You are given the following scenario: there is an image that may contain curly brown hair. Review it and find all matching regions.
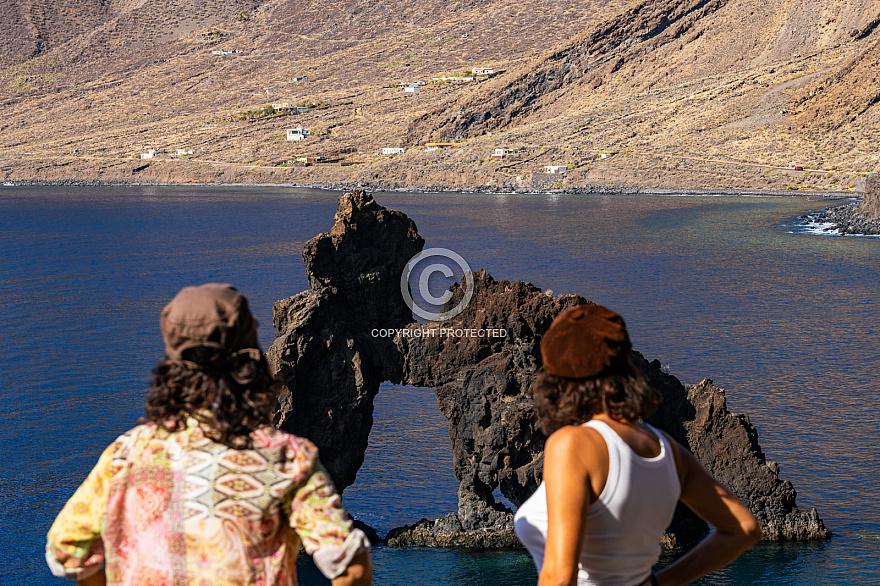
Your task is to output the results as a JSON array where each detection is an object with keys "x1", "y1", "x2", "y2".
[
  {"x1": 531, "y1": 360, "x2": 660, "y2": 435},
  {"x1": 143, "y1": 347, "x2": 281, "y2": 448}
]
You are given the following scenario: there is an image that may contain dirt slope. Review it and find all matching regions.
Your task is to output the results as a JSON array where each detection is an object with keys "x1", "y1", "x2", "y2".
[
  {"x1": 0, "y1": 0, "x2": 877, "y2": 192},
  {"x1": 411, "y1": 0, "x2": 880, "y2": 141},
  {"x1": 794, "y1": 38, "x2": 880, "y2": 130}
]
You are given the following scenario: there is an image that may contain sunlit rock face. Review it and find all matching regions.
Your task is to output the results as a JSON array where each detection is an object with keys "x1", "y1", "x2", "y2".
[{"x1": 268, "y1": 190, "x2": 830, "y2": 547}]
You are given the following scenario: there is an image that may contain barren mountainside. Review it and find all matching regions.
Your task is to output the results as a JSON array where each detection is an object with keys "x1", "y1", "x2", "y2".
[
  {"x1": 0, "y1": 0, "x2": 878, "y2": 192},
  {"x1": 411, "y1": 0, "x2": 880, "y2": 139}
]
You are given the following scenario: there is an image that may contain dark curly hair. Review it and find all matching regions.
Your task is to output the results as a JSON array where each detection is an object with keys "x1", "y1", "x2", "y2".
[
  {"x1": 531, "y1": 360, "x2": 660, "y2": 435},
  {"x1": 143, "y1": 346, "x2": 281, "y2": 448}
]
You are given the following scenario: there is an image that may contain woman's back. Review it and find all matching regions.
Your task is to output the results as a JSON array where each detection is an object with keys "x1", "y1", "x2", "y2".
[
  {"x1": 522, "y1": 304, "x2": 762, "y2": 585},
  {"x1": 47, "y1": 419, "x2": 367, "y2": 586},
  {"x1": 514, "y1": 421, "x2": 680, "y2": 586},
  {"x1": 46, "y1": 283, "x2": 372, "y2": 586}
]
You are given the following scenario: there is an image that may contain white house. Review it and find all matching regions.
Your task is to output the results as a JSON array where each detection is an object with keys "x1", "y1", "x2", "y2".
[
  {"x1": 292, "y1": 76, "x2": 304, "y2": 82},
  {"x1": 140, "y1": 149, "x2": 156, "y2": 159},
  {"x1": 382, "y1": 147, "x2": 405, "y2": 155},
  {"x1": 273, "y1": 102, "x2": 293, "y2": 110},
  {"x1": 492, "y1": 148, "x2": 513, "y2": 159},
  {"x1": 287, "y1": 128, "x2": 310, "y2": 141},
  {"x1": 404, "y1": 86, "x2": 421, "y2": 93},
  {"x1": 473, "y1": 68, "x2": 495, "y2": 76},
  {"x1": 544, "y1": 165, "x2": 567, "y2": 174},
  {"x1": 176, "y1": 149, "x2": 194, "y2": 156}
]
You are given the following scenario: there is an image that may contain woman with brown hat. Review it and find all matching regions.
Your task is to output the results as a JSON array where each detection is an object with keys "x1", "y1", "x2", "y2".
[
  {"x1": 46, "y1": 283, "x2": 372, "y2": 586},
  {"x1": 514, "y1": 304, "x2": 761, "y2": 586}
]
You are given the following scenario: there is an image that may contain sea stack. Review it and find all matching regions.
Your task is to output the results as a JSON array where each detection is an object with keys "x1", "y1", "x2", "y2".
[{"x1": 268, "y1": 190, "x2": 830, "y2": 548}]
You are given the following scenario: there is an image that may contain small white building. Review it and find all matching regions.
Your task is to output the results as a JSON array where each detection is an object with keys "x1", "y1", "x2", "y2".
[
  {"x1": 140, "y1": 149, "x2": 156, "y2": 159},
  {"x1": 492, "y1": 148, "x2": 513, "y2": 159},
  {"x1": 544, "y1": 165, "x2": 567, "y2": 174},
  {"x1": 404, "y1": 86, "x2": 421, "y2": 93},
  {"x1": 273, "y1": 102, "x2": 293, "y2": 110},
  {"x1": 175, "y1": 149, "x2": 194, "y2": 156},
  {"x1": 473, "y1": 68, "x2": 495, "y2": 76},
  {"x1": 382, "y1": 147, "x2": 405, "y2": 155},
  {"x1": 287, "y1": 128, "x2": 310, "y2": 141},
  {"x1": 292, "y1": 76, "x2": 304, "y2": 82}
]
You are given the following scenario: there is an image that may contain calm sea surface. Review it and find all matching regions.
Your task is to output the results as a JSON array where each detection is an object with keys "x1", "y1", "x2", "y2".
[{"x1": 1, "y1": 186, "x2": 878, "y2": 585}]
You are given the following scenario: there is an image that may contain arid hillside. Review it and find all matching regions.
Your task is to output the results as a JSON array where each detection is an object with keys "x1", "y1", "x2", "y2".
[{"x1": 0, "y1": 0, "x2": 878, "y2": 192}]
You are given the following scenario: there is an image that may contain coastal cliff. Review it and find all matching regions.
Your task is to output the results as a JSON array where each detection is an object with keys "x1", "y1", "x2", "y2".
[{"x1": 267, "y1": 190, "x2": 830, "y2": 547}]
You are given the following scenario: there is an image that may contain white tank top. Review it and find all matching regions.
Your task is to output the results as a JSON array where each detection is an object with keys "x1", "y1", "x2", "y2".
[{"x1": 514, "y1": 420, "x2": 681, "y2": 586}]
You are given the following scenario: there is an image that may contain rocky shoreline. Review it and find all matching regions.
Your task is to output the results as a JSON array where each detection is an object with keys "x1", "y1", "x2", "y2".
[
  {"x1": 806, "y1": 202, "x2": 880, "y2": 235},
  {"x1": 806, "y1": 173, "x2": 880, "y2": 235},
  {"x1": 267, "y1": 189, "x2": 830, "y2": 550}
]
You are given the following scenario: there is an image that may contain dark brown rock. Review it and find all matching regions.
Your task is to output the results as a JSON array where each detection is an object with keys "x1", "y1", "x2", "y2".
[
  {"x1": 386, "y1": 510, "x2": 521, "y2": 549},
  {"x1": 267, "y1": 191, "x2": 421, "y2": 490},
  {"x1": 268, "y1": 189, "x2": 830, "y2": 548},
  {"x1": 649, "y1": 375, "x2": 829, "y2": 542}
]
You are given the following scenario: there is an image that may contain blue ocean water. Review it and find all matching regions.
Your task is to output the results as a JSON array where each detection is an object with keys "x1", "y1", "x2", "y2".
[{"x1": 1, "y1": 186, "x2": 878, "y2": 585}]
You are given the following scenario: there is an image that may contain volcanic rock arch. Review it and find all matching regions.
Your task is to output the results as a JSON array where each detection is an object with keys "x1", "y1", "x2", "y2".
[{"x1": 267, "y1": 190, "x2": 828, "y2": 545}]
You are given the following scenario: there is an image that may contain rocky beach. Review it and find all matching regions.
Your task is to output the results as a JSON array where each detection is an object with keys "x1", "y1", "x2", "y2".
[{"x1": 807, "y1": 173, "x2": 880, "y2": 235}]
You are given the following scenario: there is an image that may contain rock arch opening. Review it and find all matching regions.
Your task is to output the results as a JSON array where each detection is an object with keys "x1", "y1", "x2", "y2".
[{"x1": 342, "y1": 382, "x2": 459, "y2": 533}]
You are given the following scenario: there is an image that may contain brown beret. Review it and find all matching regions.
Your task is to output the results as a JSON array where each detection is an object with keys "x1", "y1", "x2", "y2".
[
  {"x1": 160, "y1": 283, "x2": 259, "y2": 361},
  {"x1": 540, "y1": 304, "x2": 632, "y2": 378}
]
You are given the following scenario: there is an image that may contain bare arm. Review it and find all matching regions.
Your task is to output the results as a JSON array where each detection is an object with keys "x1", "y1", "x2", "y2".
[
  {"x1": 537, "y1": 426, "x2": 605, "y2": 586},
  {"x1": 331, "y1": 550, "x2": 372, "y2": 586},
  {"x1": 656, "y1": 439, "x2": 762, "y2": 586}
]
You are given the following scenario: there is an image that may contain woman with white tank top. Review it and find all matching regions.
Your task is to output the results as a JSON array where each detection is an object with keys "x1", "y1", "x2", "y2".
[{"x1": 514, "y1": 305, "x2": 762, "y2": 586}]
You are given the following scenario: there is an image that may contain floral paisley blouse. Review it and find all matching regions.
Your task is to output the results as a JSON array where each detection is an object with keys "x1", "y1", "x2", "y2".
[{"x1": 46, "y1": 419, "x2": 369, "y2": 585}]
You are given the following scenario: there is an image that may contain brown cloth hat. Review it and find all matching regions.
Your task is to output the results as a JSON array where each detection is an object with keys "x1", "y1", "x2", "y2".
[
  {"x1": 160, "y1": 283, "x2": 259, "y2": 361},
  {"x1": 541, "y1": 304, "x2": 632, "y2": 378}
]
